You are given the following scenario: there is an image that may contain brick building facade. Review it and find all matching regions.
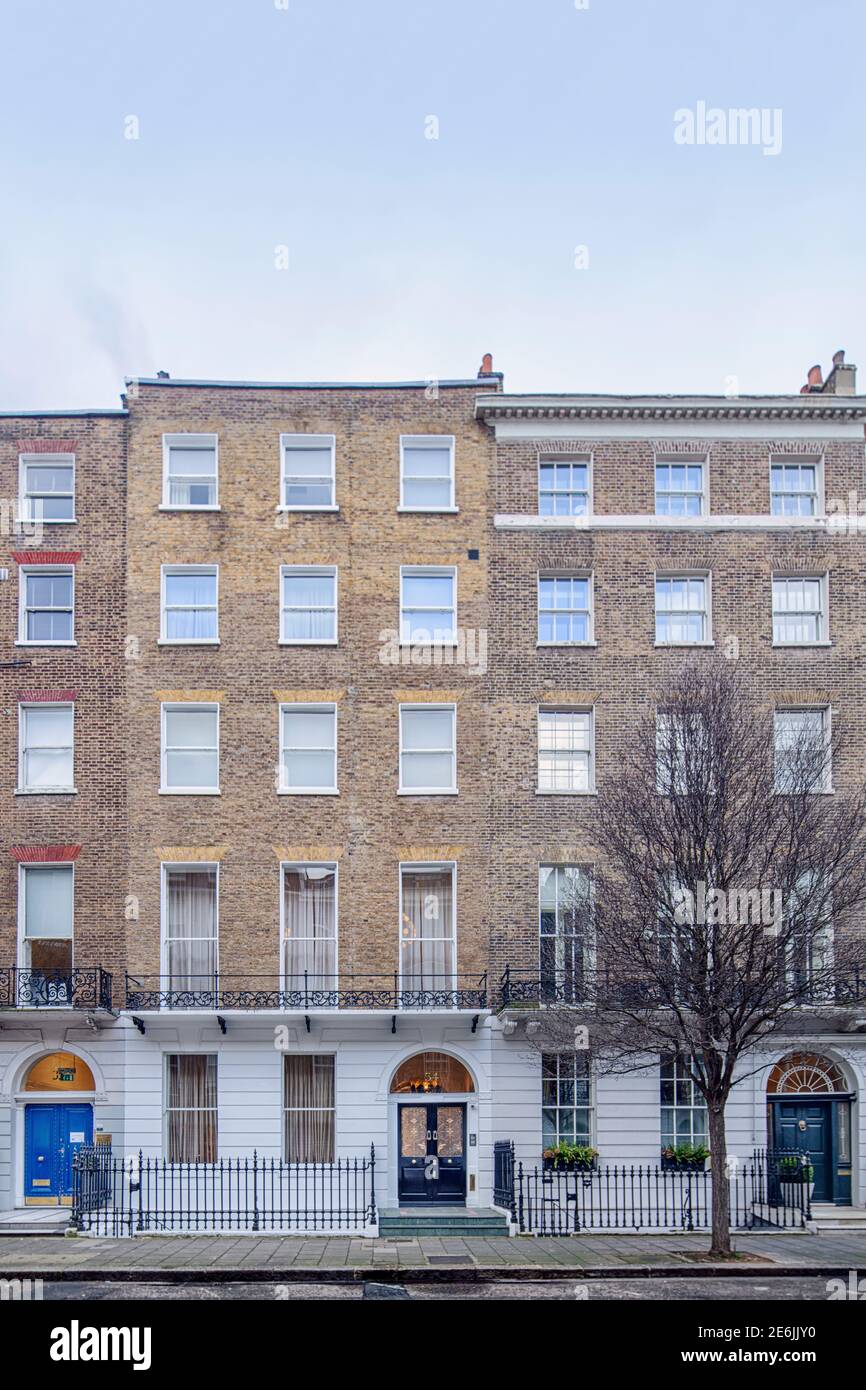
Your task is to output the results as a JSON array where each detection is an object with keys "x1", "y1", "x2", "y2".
[{"x1": 1, "y1": 356, "x2": 865, "y2": 1225}]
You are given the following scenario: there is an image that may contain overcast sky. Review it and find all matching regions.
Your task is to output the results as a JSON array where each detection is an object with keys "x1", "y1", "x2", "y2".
[{"x1": 0, "y1": 0, "x2": 863, "y2": 408}]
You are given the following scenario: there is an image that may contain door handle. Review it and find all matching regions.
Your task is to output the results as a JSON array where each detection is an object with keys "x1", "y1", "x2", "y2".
[
  {"x1": 433, "y1": 1131, "x2": 438, "y2": 1140},
  {"x1": 426, "y1": 1131, "x2": 432, "y2": 1140}
]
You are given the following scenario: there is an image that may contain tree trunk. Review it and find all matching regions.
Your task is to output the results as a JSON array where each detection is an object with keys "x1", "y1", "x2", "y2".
[{"x1": 707, "y1": 1102, "x2": 731, "y2": 1256}]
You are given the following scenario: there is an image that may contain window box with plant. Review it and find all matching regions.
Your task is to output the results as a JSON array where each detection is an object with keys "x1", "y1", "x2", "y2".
[
  {"x1": 542, "y1": 1142, "x2": 598, "y2": 1172},
  {"x1": 660, "y1": 1143, "x2": 709, "y2": 1171}
]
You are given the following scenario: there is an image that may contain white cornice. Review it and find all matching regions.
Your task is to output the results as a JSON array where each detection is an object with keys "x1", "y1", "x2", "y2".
[{"x1": 476, "y1": 393, "x2": 866, "y2": 424}]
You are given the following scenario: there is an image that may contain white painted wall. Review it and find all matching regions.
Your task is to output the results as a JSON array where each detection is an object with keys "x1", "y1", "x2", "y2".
[{"x1": 0, "y1": 1014, "x2": 864, "y2": 1215}]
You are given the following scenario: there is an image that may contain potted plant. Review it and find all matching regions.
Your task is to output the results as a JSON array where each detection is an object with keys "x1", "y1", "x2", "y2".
[
  {"x1": 778, "y1": 1156, "x2": 815, "y2": 1199},
  {"x1": 661, "y1": 1143, "x2": 710, "y2": 1172},
  {"x1": 542, "y1": 1142, "x2": 599, "y2": 1172}
]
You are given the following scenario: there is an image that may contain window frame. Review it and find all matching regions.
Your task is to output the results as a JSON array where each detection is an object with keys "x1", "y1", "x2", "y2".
[
  {"x1": 160, "y1": 861, "x2": 220, "y2": 991},
  {"x1": 398, "y1": 434, "x2": 456, "y2": 513},
  {"x1": 537, "y1": 571, "x2": 595, "y2": 646},
  {"x1": 398, "y1": 702, "x2": 457, "y2": 795},
  {"x1": 773, "y1": 705, "x2": 833, "y2": 795},
  {"x1": 654, "y1": 458, "x2": 707, "y2": 518},
  {"x1": 164, "y1": 1053, "x2": 218, "y2": 1163},
  {"x1": 17, "y1": 564, "x2": 75, "y2": 647},
  {"x1": 399, "y1": 564, "x2": 458, "y2": 647},
  {"x1": 542, "y1": 1052, "x2": 593, "y2": 1148},
  {"x1": 655, "y1": 711, "x2": 710, "y2": 796},
  {"x1": 160, "y1": 702, "x2": 221, "y2": 795},
  {"x1": 654, "y1": 571, "x2": 712, "y2": 647},
  {"x1": 280, "y1": 861, "x2": 339, "y2": 992},
  {"x1": 282, "y1": 1053, "x2": 336, "y2": 1163},
  {"x1": 769, "y1": 457, "x2": 823, "y2": 519},
  {"x1": 278, "y1": 701, "x2": 339, "y2": 795},
  {"x1": 771, "y1": 572, "x2": 829, "y2": 647},
  {"x1": 278, "y1": 564, "x2": 338, "y2": 646},
  {"x1": 18, "y1": 701, "x2": 75, "y2": 794},
  {"x1": 17, "y1": 861, "x2": 75, "y2": 969},
  {"x1": 537, "y1": 455, "x2": 592, "y2": 518},
  {"x1": 539, "y1": 864, "x2": 594, "y2": 1004},
  {"x1": 161, "y1": 433, "x2": 220, "y2": 511},
  {"x1": 537, "y1": 706, "x2": 596, "y2": 795},
  {"x1": 160, "y1": 564, "x2": 220, "y2": 645},
  {"x1": 279, "y1": 433, "x2": 337, "y2": 512},
  {"x1": 397, "y1": 860, "x2": 457, "y2": 995},
  {"x1": 18, "y1": 452, "x2": 76, "y2": 524},
  {"x1": 660, "y1": 1057, "x2": 708, "y2": 1150}
]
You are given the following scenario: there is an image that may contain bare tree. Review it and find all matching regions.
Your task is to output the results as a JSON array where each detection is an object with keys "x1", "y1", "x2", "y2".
[{"x1": 526, "y1": 658, "x2": 866, "y2": 1256}]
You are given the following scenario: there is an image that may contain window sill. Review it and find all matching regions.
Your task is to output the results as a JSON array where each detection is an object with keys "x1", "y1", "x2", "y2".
[
  {"x1": 19, "y1": 517, "x2": 78, "y2": 525},
  {"x1": 157, "y1": 639, "x2": 221, "y2": 647},
  {"x1": 14, "y1": 640, "x2": 77, "y2": 648},
  {"x1": 396, "y1": 506, "x2": 459, "y2": 514},
  {"x1": 15, "y1": 787, "x2": 78, "y2": 796},
  {"x1": 158, "y1": 504, "x2": 221, "y2": 512},
  {"x1": 276, "y1": 505, "x2": 340, "y2": 513},
  {"x1": 654, "y1": 640, "x2": 715, "y2": 649},
  {"x1": 773, "y1": 787, "x2": 834, "y2": 797},
  {"x1": 159, "y1": 789, "x2": 221, "y2": 796},
  {"x1": 772, "y1": 641, "x2": 832, "y2": 649},
  {"x1": 398, "y1": 789, "x2": 459, "y2": 797},
  {"x1": 398, "y1": 639, "x2": 459, "y2": 648},
  {"x1": 536, "y1": 788, "x2": 597, "y2": 796},
  {"x1": 536, "y1": 640, "x2": 598, "y2": 648},
  {"x1": 277, "y1": 788, "x2": 339, "y2": 796},
  {"x1": 278, "y1": 639, "x2": 339, "y2": 647}
]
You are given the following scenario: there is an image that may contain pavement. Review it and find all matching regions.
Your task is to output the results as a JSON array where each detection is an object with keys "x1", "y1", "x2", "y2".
[{"x1": 0, "y1": 1229, "x2": 865, "y2": 1282}]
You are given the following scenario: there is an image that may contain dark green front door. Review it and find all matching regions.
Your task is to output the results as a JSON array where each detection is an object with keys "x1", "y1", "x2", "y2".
[{"x1": 773, "y1": 1100, "x2": 831, "y2": 1202}]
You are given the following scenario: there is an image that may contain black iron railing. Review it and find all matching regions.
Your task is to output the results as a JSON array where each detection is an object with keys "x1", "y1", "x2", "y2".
[
  {"x1": 125, "y1": 973, "x2": 488, "y2": 1011},
  {"x1": 72, "y1": 1145, "x2": 377, "y2": 1237},
  {"x1": 492, "y1": 1147, "x2": 809, "y2": 1233},
  {"x1": 0, "y1": 966, "x2": 112, "y2": 1010},
  {"x1": 499, "y1": 965, "x2": 866, "y2": 1009},
  {"x1": 493, "y1": 1140, "x2": 517, "y2": 1222}
]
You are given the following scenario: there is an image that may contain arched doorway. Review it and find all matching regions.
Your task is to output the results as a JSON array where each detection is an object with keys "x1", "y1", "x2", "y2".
[
  {"x1": 767, "y1": 1051, "x2": 852, "y2": 1205},
  {"x1": 22, "y1": 1051, "x2": 95, "y2": 1206},
  {"x1": 391, "y1": 1051, "x2": 474, "y2": 1206}
]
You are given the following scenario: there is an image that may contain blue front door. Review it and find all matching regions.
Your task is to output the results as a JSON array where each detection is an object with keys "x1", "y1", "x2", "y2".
[
  {"x1": 773, "y1": 1100, "x2": 832, "y2": 1202},
  {"x1": 24, "y1": 1104, "x2": 92, "y2": 1201}
]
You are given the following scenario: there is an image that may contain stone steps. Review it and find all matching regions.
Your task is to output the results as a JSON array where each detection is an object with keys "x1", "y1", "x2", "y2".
[{"x1": 378, "y1": 1207, "x2": 510, "y2": 1238}]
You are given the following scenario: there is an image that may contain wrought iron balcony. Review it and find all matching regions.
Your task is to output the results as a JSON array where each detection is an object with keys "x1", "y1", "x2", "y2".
[
  {"x1": 499, "y1": 965, "x2": 866, "y2": 1010},
  {"x1": 0, "y1": 966, "x2": 113, "y2": 1011},
  {"x1": 125, "y1": 972, "x2": 488, "y2": 1011},
  {"x1": 499, "y1": 967, "x2": 596, "y2": 1009}
]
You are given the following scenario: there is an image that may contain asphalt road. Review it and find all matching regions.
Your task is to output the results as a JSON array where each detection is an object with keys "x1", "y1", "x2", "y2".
[{"x1": 38, "y1": 1275, "x2": 839, "y2": 1300}]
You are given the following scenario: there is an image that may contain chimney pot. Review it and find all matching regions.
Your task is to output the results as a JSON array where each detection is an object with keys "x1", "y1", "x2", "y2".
[
  {"x1": 478, "y1": 352, "x2": 493, "y2": 378},
  {"x1": 833, "y1": 349, "x2": 846, "y2": 367}
]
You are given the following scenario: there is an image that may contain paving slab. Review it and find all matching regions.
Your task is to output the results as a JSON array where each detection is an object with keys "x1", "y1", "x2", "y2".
[{"x1": 0, "y1": 1230, "x2": 864, "y2": 1280}]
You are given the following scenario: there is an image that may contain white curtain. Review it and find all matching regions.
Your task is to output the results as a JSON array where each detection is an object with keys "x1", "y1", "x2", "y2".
[
  {"x1": 165, "y1": 572, "x2": 216, "y2": 639},
  {"x1": 400, "y1": 869, "x2": 454, "y2": 989},
  {"x1": 282, "y1": 571, "x2": 335, "y2": 641},
  {"x1": 167, "y1": 1054, "x2": 217, "y2": 1162},
  {"x1": 166, "y1": 870, "x2": 217, "y2": 989},
  {"x1": 283, "y1": 868, "x2": 336, "y2": 989},
  {"x1": 284, "y1": 1055, "x2": 335, "y2": 1162}
]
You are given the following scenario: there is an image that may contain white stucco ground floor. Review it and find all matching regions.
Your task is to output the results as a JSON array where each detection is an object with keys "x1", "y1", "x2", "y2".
[{"x1": 0, "y1": 1009, "x2": 863, "y2": 1220}]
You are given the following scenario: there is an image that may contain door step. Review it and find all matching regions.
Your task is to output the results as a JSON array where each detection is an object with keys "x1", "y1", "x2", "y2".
[
  {"x1": 0, "y1": 1209, "x2": 71, "y2": 1236},
  {"x1": 807, "y1": 1205, "x2": 866, "y2": 1233},
  {"x1": 379, "y1": 1208, "x2": 510, "y2": 1238}
]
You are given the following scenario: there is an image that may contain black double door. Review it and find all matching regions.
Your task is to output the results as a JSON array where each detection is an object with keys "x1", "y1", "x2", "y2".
[{"x1": 398, "y1": 1103, "x2": 466, "y2": 1204}]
